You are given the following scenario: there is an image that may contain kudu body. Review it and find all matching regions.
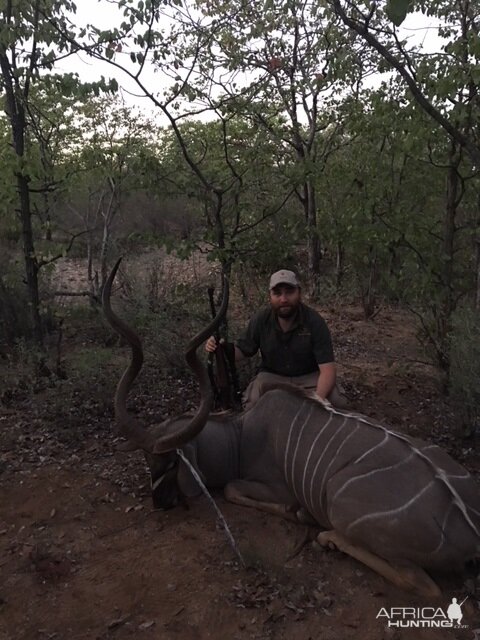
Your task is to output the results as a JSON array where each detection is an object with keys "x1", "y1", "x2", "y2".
[{"x1": 103, "y1": 261, "x2": 480, "y2": 597}]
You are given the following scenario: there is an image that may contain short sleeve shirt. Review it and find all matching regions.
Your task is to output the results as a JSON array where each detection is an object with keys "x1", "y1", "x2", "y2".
[{"x1": 235, "y1": 303, "x2": 334, "y2": 377}]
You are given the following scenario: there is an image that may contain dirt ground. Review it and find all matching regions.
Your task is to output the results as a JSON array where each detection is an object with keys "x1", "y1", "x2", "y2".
[{"x1": 1, "y1": 273, "x2": 480, "y2": 639}]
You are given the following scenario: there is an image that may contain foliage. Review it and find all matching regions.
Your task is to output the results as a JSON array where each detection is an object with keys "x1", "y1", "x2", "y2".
[
  {"x1": 329, "y1": 0, "x2": 480, "y2": 166},
  {"x1": 0, "y1": 268, "x2": 32, "y2": 345},
  {"x1": 106, "y1": 256, "x2": 215, "y2": 369},
  {"x1": 385, "y1": 0, "x2": 413, "y2": 25},
  {"x1": 316, "y1": 74, "x2": 479, "y2": 360},
  {"x1": 59, "y1": 95, "x2": 160, "y2": 289},
  {"x1": 156, "y1": 118, "x2": 302, "y2": 268},
  {"x1": 0, "y1": 0, "x2": 119, "y2": 346},
  {"x1": 0, "y1": 0, "x2": 479, "y2": 397},
  {"x1": 176, "y1": 0, "x2": 370, "y2": 283},
  {"x1": 67, "y1": 346, "x2": 115, "y2": 379},
  {"x1": 448, "y1": 306, "x2": 480, "y2": 434}
]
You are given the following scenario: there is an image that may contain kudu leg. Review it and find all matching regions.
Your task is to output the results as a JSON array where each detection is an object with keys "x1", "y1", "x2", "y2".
[
  {"x1": 224, "y1": 480, "x2": 304, "y2": 523},
  {"x1": 317, "y1": 530, "x2": 442, "y2": 598}
]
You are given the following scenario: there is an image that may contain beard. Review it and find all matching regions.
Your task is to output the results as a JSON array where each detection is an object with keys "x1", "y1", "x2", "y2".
[{"x1": 275, "y1": 304, "x2": 299, "y2": 319}]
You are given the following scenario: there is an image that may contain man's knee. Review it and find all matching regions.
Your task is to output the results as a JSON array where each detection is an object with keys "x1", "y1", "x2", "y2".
[
  {"x1": 243, "y1": 372, "x2": 285, "y2": 410},
  {"x1": 243, "y1": 371, "x2": 348, "y2": 411}
]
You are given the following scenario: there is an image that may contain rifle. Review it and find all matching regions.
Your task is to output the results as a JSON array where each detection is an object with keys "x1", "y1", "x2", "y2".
[{"x1": 207, "y1": 285, "x2": 242, "y2": 411}]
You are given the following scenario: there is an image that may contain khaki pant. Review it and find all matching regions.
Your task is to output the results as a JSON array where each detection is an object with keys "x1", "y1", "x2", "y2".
[{"x1": 243, "y1": 370, "x2": 348, "y2": 411}]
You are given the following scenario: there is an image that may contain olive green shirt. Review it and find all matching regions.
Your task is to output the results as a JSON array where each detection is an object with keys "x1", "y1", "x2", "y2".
[{"x1": 236, "y1": 304, "x2": 334, "y2": 377}]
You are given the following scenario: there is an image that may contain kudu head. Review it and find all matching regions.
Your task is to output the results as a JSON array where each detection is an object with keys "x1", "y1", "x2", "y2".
[{"x1": 102, "y1": 258, "x2": 229, "y2": 509}]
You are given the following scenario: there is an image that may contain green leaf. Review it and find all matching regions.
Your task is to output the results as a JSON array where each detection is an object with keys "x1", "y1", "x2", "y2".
[{"x1": 385, "y1": 0, "x2": 413, "y2": 26}]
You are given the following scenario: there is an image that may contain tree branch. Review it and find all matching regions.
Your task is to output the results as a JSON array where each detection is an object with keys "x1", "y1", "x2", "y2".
[{"x1": 331, "y1": 0, "x2": 480, "y2": 166}]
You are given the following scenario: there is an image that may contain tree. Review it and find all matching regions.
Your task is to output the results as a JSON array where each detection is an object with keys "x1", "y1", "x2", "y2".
[
  {"x1": 65, "y1": 96, "x2": 159, "y2": 295},
  {"x1": 326, "y1": 0, "x2": 480, "y2": 366},
  {"x1": 155, "y1": 117, "x2": 301, "y2": 271},
  {"x1": 329, "y1": 0, "x2": 480, "y2": 166},
  {"x1": 47, "y1": 1, "x2": 364, "y2": 286},
  {"x1": 0, "y1": 0, "x2": 116, "y2": 347},
  {"x1": 170, "y1": 0, "x2": 371, "y2": 291}
]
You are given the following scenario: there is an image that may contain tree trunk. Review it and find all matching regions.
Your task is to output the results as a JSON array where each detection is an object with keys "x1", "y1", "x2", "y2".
[
  {"x1": 100, "y1": 216, "x2": 110, "y2": 289},
  {"x1": 437, "y1": 142, "x2": 461, "y2": 371},
  {"x1": 335, "y1": 241, "x2": 344, "y2": 291},
  {"x1": 0, "y1": 49, "x2": 44, "y2": 347},
  {"x1": 305, "y1": 181, "x2": 322, "y2": 295},
  {"x1": 475, "y1": 193, "x2": 480, "y2": 312},
  {"x1": 86, "y1": 234, "x2": 99, "y2": 304},
  {"x1": 39, "y1": 140, "x2": 53, "y2": 241},
  {"x1": 360, "y1": 247, "x2": 377, "y2": 320},
  {"x1": 100, "y1": 179, "x2": 120, "y2": 289},
  {"x1": 443, "y1": 146, "x2": 459, "y2": 314},
  {"x1": 18, "y1": 171, "x2": 43, "y2": 345},
  {"x1": 476, "y1": 237, "x2": 480, "y2": 312}
]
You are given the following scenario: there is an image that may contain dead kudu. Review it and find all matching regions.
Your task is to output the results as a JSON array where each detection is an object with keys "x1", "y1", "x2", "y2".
[{"x1": 102, "y1": 260, "x2": 480, "y2": 597}]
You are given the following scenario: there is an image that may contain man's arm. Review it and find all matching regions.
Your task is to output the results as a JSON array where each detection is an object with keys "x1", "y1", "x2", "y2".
[
  {"x1": 309, "y1": 310, "x2": 336, "y2": 400},
  {"x1": 316, "y1": 362, "x2": 336, "y2": 400}
]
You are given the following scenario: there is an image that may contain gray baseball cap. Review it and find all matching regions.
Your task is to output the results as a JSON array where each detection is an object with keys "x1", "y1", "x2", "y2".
[{"x1": 269, "y1": 269, "x2": 300, "y2": 290}]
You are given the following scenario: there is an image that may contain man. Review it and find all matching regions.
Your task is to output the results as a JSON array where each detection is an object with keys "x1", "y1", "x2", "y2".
[{"x1": 205, "y1": 269, "x2": 346, "y2": 410}]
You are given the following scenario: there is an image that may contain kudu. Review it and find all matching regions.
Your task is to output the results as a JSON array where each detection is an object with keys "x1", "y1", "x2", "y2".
[{"x1": 103, "y1": 260, "x2": 480, "y2": 597}]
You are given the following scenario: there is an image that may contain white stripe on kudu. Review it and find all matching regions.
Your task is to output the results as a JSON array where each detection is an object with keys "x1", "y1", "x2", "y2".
[
  {"x1": 307, "y1": 418, "x2": 348, "y2": 513},
  {"x1": 314, "y1": 418, "x2": 350, "y2": 512},
  {"x1": 346, "y1": 480, "x2": 436, "y2": 534},
  {"x1": 300, "y1": 414, "x2": 334, "y2": 509},
  {"x1": 289, "y1": 404, "x2": 315, "y2": 492},
  {"x1": 331, "y1": 451, "x2": 416, "y2": 503},
  {"x1": 319, "y1": 402, "x2": 480, "y2": 538},
  {"x1": 352, "y1": 432, "x2": 389, "y2": 465},
  {"x1": 435, "y1": 469, "x2": 479, "y2": 537},
  {"x1": 318, "y1": 423, "x2": 361, "y2": 516},
  {"x1": 430, "y1": 503, "x2": 454, "y2": 556},
  {"x1": 283, "y1": 402, "x2": 306, "y2": 482}
]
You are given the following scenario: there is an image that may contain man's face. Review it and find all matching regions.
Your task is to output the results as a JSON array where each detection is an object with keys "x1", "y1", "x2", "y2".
[{"x1": 269, "y1": 284, "x2": 301, "y2": 319}]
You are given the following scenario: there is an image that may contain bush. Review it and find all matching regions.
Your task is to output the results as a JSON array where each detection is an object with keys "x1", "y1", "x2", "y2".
[
  {"x1": 112, "y1": 257, "x2": 214, "y2": 371},
  {"x1": 67, "y1": 345, "x2": 115, "y2": 379},
  {"x1": 0, "y1": 270, "x2": 32, "y2": 346},
  {"x1": 448, "y1": 306, "x2": 480, "y2": 435},
  {"x1": 0, "y1": 257, "x2": 61, "y2": 347}
]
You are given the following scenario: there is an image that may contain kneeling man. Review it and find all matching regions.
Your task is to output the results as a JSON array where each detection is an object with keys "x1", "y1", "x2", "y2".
[{"x1": 206, "y1": 269, "x2": 346, "y2": 410}]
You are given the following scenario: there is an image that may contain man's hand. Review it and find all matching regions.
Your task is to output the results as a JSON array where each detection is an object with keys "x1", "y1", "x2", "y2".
[
  {"x1": 206, "y1": 336, "x2": 222, "y2": 353},
  {"x1": 205, "y1": 337, "x2": 245, "y2": 362}
]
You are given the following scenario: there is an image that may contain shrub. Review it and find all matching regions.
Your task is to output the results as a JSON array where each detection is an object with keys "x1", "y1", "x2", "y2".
[
  {"x1": 448, "y1": 306, "x2": 480, "y2": 435},
  {"x1": 0, "y1": 270, "x2": 32, "y2": 346},
  {"x1": 111, "y1": 257, "x2": 214, "y2": 371}
]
